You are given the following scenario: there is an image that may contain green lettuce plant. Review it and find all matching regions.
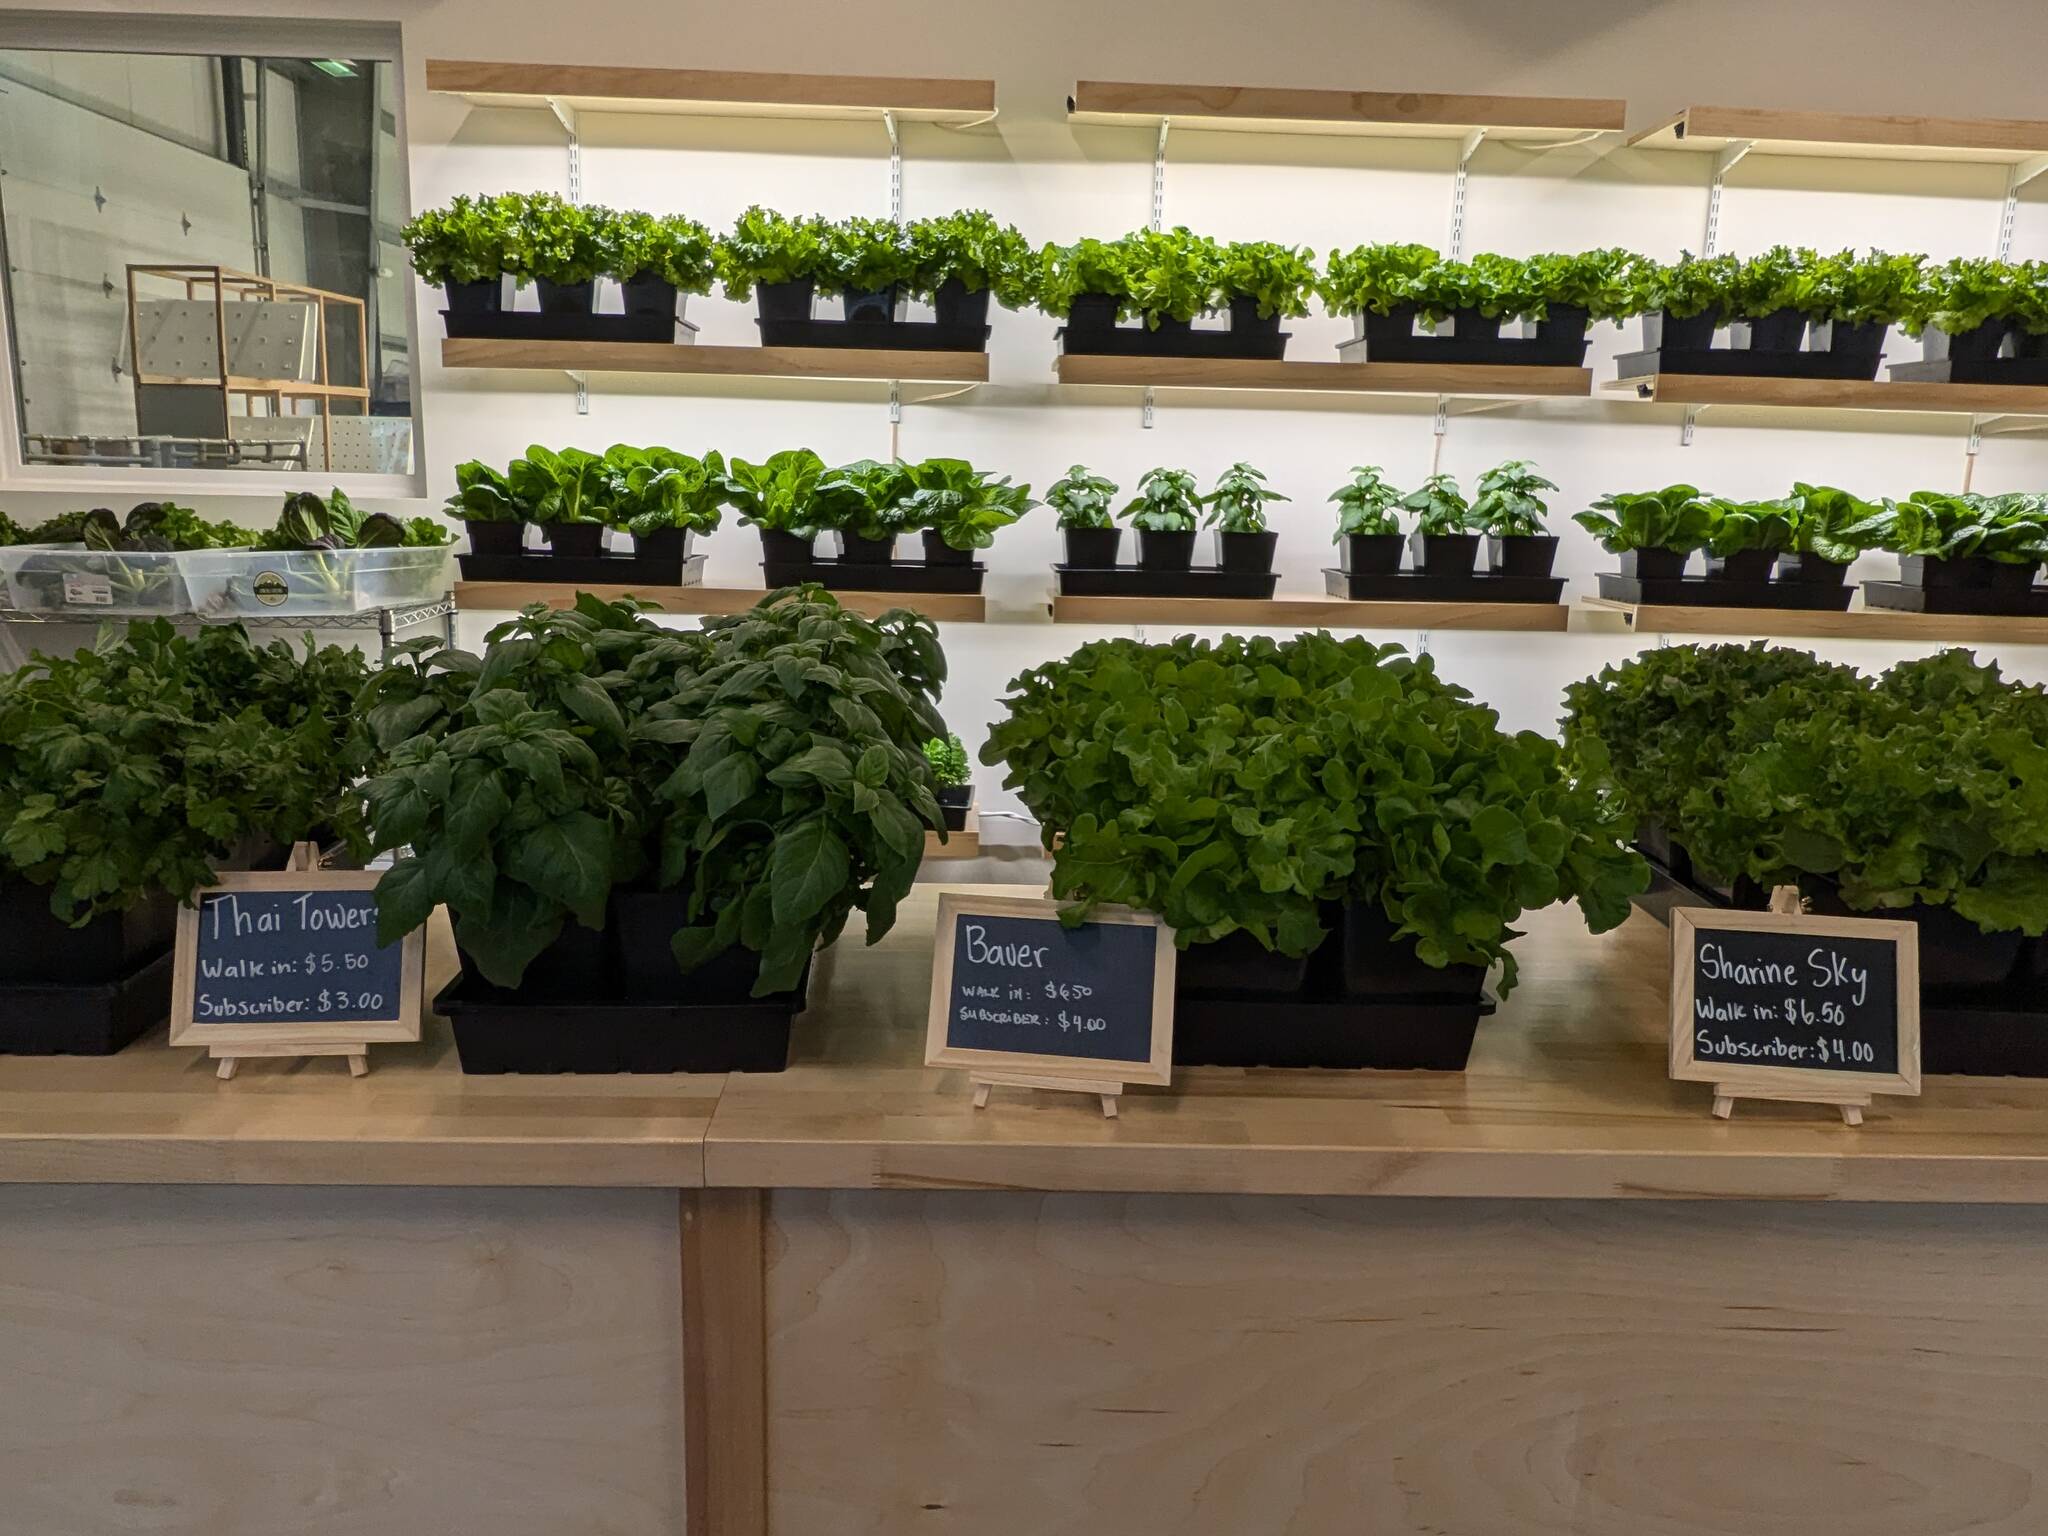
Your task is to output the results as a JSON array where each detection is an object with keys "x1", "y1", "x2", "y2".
[
  {"x1": 507, "y1": 445, "x2": 609, "y2": 525},
  {"x1": 1046, "y1": 465, "x2": 1119, "y2": 530},
  {"x1": 1574, "y1": 485, "x2": 1717, "y2": 553},
  {"x1": 906, "y1": 211, "x2": 1036, "y2": 308},
  {"x1": 1037, "y1": 228, "x2": 1222, "y2": 326},
  {"x1": 503, "y1": 192, "x2": 610, "y2": 287},
  {"x1": 1883, "y1": 490, "x2": 2048, "y2": 564},
  {"x1": 1704, "y1": 497, "x2": 1798, "y2": 556},
  {"x1": 723, "y1": 450, "x2": 826, "y2": 534},
  {"x1": 401, "y1": 192, "x2": 522, "y2": 286},
  {"x1": 600, "y1": 446, "x2": 727, "y2": 536},
  {"x1": 1215, "y1": 240, "x2": 1318, "y2": 319},
  {"x1": 603, "y1": 209, "x2": 717, "y2": 291},
  {"x1": 446, "y1": 461, "x2": 526, "y2": 524},
  {"x1": 1521, "y1": 248, "x2": 1644, "y2": 324},
  {"x1": 1121, "y1": 467, "x2": 1201, "y2": 531},
  {"x1": 264, "y1": 488, "x2": 421, "y2": 551},
  {"x1": 1810, "y1": 249, "x2": 1926, "y2": 327},
  {"x1": 1903, "y1": 256, "x2": 2026, "y2": 337},
  {"x1": 811, "y1": 458, "x2": 915, "y2": 540},
  {"x1": 715, "y1": 207, "x2": 833, "y2": 301},
  {"x1": 820, "y1": 215, "x2": 918, "y2": 295},
  {"x1": 1202, "y1": 462, "x2": 1287, "y2": 534},
  {"x1": 1470, "y1": 461, "x2": 1557, "y2": 538},
  {"x1": 922, "y1": 733, "x2": 971, "y2": 787},
  {"x1": 1329, "y1": 466, "x2": 1403, "y2": 540},
  {"x1": 1729, "y1": 245, "x2": 1823, "y2": 318},
  {"x1": 1319, "y1": 242, "x2": 1443, "y2": 319},
  {"x1": 899, "y1": 459, "x2": 1036, "y2": 551},
  {"x1": 1782, "y1": 483, "x2": 1889, "y2": 562},
  {"x1": 1643, "y1": 253, "x2": 1738, "y2": 320}
]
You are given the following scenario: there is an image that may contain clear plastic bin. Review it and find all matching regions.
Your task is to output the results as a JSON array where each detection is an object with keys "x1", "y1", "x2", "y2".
[
  {"x1": 0, "y1": 544, "x2": 452, "y2": 618},
  {"x1": 0, "y1": 544, "x2": 195, "y2": 615}
]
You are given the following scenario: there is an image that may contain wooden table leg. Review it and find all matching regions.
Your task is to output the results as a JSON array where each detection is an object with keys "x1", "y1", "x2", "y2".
[{"x1": 681, "y1": 1188, "x2": 767, "y2": 1536}]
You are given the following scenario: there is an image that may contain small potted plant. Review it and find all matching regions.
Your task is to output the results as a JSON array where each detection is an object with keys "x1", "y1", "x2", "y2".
[
  {"x1": 445, "y1": 460, "x2": 529, "y2": 556},
  {"x1": 1048, "y1": 465, "x2": 1121, "y2": 567},
  {"x1": 901, "y1": 459, "x2": 1035, "y2": 566},
  {"x1": 1213, "y1": 239, "x2": 1317, "y2": 354},
  {"x1": 1881, "y1": 490, "x2": 2048, "y2": 599},
  {"x1": 507, "y1": 444, "x2": 611, "y2": 557},
  {"x1": 1728, "y1": 245, "x2": 1818, "y2": 354},
  {"x1": 923, "y1": 733, "x2": 974, "y2": 830},
  {"x1": 820, "y1": 215, "x2": 919, "y2": 322},
  {"x1": 504, "y1": 192, "x2": 610, "y2": 320},
  {"x1": 1520, "y1": 248, "x2": 1642, "y2": 361},
  {"x1": 907, "y1": 210, "x2": 1036, "y2": 329},
  {"x1": 1121, "y1": 467, "x2": 1201, "y2": 570},
  {"x1": 716, "y1": 206, "x2": 833, "y2": 325},
  {"x1": 813, "y1": 458, "x2": 914, "y2": 563},
  {"x1": 603, "y1": 209, "x2": 716, "y2": 325},
  {"x1": 600, "y1": 445, "x2": 725, "y2": 570},
  {"x1": 1574, "y1": 485, "x2": 1718, "y2": 581},
  {"x1": 1201, "y1": 462, "x2": 1286, "y2": 573},
  {"x1": 402, "y1": 192, "x2": 519, "y2": 321},
  {"x1": 1808, "y1": 249, "x2": 1923, "y2": 375},
  {"x1": 1701, "y1": 497, "x2": 1796, "y2": 584},
  {"x1": 1037, "y1": 229, "x2": 1228, "y2": 355},
  {"x1": 1903, "y1": 257, "x2": 2031, "y2": 372},
  {"x1": 1329, "y1": 466, "x2": 1404, "y2": 574},
  {"x1": 1470, "y1": 460, "x2": 1560, "y2": 577},
  {"x1": 1776, "y1": 483, "x2": 1887, "y2": 586},
  {"x1": 1640, "y1": 252, "x2": 1737, "y2": 352},
  {"x1": 1402, "y1": 473, "x2": 1479, "y2": 577},
  {"x1": 723, "y1": 449, "x2": 825, "y2": 566},
  {"x1": 1320, "y1": 242, "x2": 1447, "y2": 356}
]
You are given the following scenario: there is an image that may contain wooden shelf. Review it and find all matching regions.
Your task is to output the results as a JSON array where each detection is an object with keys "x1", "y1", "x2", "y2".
[
  {"x1": 1050, "y1": 595, "x2": 1570, "y2": 631},
  {"x1": 1067, "y1": 80, "x2": 1624, "y2": 140},
  {"x1": 1629, "y1": 105, "x2": 2048, "y2": 163},
  {"x1": 442, "y1": 337, "x2": 988, "y2": 386},
  {"x1": 1057, "y1": 353, "x2": 1592, "y2": 398},
  {"x1": 923, "y1": 813, "x2": 981, "y2": 861},
  {"x1": 425, "y1": 59, "x2": 996, "y2": 123},
  {"x1": 1609, "y1": 371, "x2": 2048, "y2": 417},
  {"x1": 1582, "y1": 596, "x2": 2048, "y2": 643},
  {"x1": 456, "y1": 581, "x2": 986, "y2": 623}
]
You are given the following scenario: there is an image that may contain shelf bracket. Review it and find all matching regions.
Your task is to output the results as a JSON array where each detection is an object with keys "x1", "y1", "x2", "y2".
[
  {"x1": 1701, "y1": 140, "x2": 1751, "y2": 256},
  {"x1": 1995, "y1": 154, "x2": 2048, "y2": 260},
  {"x1": 566, "y1": 369, "x2": 588, "y2": 415},
  {"x1": 1141, "y1": 386, "x2": 1156, "y2": 429},
  {"x1": 1151, "y1": 118, "x2": 1170, "y2": 232},
  {"x1": 545, "y1": 97, "x2": 581, "y2": 204},
  {"x1": 1447, "y1": 128, "x2": 1487, "y2": 259},
  {"x1": 883, "y1": 110, "x2": 902, "y2": 224},
  {"x1": 1678, "y1": 405, "x2": 1700, "y2": 447}
]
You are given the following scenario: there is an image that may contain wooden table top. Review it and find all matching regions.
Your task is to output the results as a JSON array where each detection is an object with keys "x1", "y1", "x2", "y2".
[{"x1": 6, "y1": 885, "x2": 2048, "y2": 1200}]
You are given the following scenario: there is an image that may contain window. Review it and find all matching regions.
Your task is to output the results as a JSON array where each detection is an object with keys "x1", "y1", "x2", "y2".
[{"x1": 0, "y1": 29, "x2": 413, "y2": 481}]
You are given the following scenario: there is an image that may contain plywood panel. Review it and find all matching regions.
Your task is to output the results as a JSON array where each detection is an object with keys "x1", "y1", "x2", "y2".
[
  {"x1": 767, "y1": 1190, "x2": 2048, "y2": 1536},
  {"x1": 0, "y1": 1185, "x2": 683, "y2": 1536}
]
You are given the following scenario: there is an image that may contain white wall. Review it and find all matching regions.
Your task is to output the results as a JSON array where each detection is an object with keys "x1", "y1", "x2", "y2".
[{"x1": 4, "y1": 0, "x2": 2048, "y2": 828}]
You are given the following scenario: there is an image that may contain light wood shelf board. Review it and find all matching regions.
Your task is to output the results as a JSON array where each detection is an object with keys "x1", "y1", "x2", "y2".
[
  {"x1": 1582, "y1": 596, "x2": 2048, "y2": 643},
  {"x1": 1629, "y1": 104, "x2": 2048, "y2": 163},
  {"x1": 443, "y1": 337, "x2": 988, "y2": 386},
  {"x1": 426, "y1": 59, "x2": 995, "y2": 122},
  {"x1": 1050, "y1": 594, "x2": 1570, "y2": 630},
  {"x1": 1067, "y1": 80, "x2": 1624, "y2": 139},
  {"x1": 1609, "y1": 371, "x2": 2048, "y2": 416},
  {"x1": 456, "y1": 581, "x2": 986, "y2": 623},
  {"x1": 923, "y1": 813, "x2": 981, "y2": 861},
  {"x1": 1058, "y1": 353, "x2": 1591, "y2": 398}
]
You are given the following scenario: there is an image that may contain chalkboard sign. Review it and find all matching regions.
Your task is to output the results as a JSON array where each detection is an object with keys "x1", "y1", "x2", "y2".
[
  {"x1": 169, "y1": 860, "x2": 424, "y2": 1074},
  {"x1": 1669, "y1": 905, "x2": 1920, "y2": 1120},
  {"x1": 925, "y1": 894, "x2": 1174, "y2": 1089}
]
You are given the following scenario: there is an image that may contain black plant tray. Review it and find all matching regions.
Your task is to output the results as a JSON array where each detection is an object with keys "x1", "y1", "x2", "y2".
[
  {"x1": 458, "y1": 552, "x2": 706, "y2": 587},
  {"x1": 1336, "y1": 334, "x2": 1587, "y2": 368},
  {"x1": 761, "y1": 559, "x2": 984, "y2": 594},
  {"x1": 1889, "y1": 357, "x2": 2048, "y2": 387},
  {"x1": 1173, "y1": 991, "x2": 1495, "y2": 1070},
  {"x1": 1862, "y1": 581, "x2": 2048, "y2": 617},
  {"x1": 1322, "y1": 568, "x2": 1566, "y2": 604},
  {"x1": 434, "y1": 968, "x2": 803, "y2": 1074},
  {"x1": 1614, "y1": 347, "x2": 1878, "y2": 381},
  {"x1": 1060, "y1": 326, "x2": 1289, "y2": 360},
  {"x1": 0, "y1": 950, "x2": 174, "y2": 1056},
  {"x1": 1597, "y1": 573, "x2": 1855, "y2": 610},
  {"x1": 1922, "y1": 1007, "x2": 2048, "y2": 1077},
  {"x1": 1054, "y1": 565, "x2": 1279, "y2": 599},
  {"x1": 443, "y1": 311, "x2": 700, "y2": 344},
  {"x1": 756, "y1": 318, "x2": 990, "y2": 352}
]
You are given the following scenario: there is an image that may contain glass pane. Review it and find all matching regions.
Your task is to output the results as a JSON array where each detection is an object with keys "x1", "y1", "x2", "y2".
[{"x1": 0, "y1": 48, "x2": 413, "y2": 476}]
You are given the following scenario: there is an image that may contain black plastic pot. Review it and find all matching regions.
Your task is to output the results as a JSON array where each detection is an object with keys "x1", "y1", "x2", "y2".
[
  {"x1": 1065, "y1": 293, "x2": 1120, "y2": 331},
  {"x1": 1531, "y1": 303, "x2": 1592, "y2": 362},
  {"x1": 1900, "y1": 554, "x2": 1998, "y2": 590},
  {"x1": 465, "y1": 519, "x2": 526, "y2": 556},
  {"x1": 1451, "y1": 308, "x2": 1501, "y2": 342},
  {"x1": 1487, "y1": 534, "x2": 1558, "y2": 578},
  {"x1": 1704, "y1": 549, "x2": 1777, "y2": 583},
  {"x1": 1339, "y1": 533, "x2": 1404, "y2": 575},
  {"x1": 1137, "y1": 529, "x2": 1196, "y2": 571},
  {"x1": 835, "y1": 531, "x2": 897, "y2": 564},
  {"x1": 1359, "y1": 305, "x2": 1421, "y2": 348},
  {"x1": 543, "y1": 522, "x2": 607, "y2": 558},
  {"x1": 933, "y1": 277, "x2": 991, "y2": 329},
  {"x1": 1340, "y1": 902, "x2": 1486, "y2": 1000},
  {"x1": 1175, "y1": 929, "x2": 1312, "y2": 997},
  {"x1": 1991, "y1": 560, "x2": 2043, "y2": 596},
  {"x1": 1228, "y1": 296, "x2": 1282, "y2": 337},
  {"x1": 1925, "y1": 319, "x2": 2010, "y2": 365},
  {"x1": 1619, "y1": 548, "x2": 1692, "y2": 581},
  {"x1": 1063, "y1": 527, "x2": 1122, "y2": 567},
  {"x1": 756, "y1": 279, "x2": 815, "y2": 323},
  {"x1": 1408, "y1": 532, "x2": 1480, "y2": 578},
  {"x1": 1825, "y1": 318, "x2": 1888, "y2": 366},
  {"x1": 0, "y1": 881, "x2": 175, "y2": 986},
  {"x1": 936, "y1": 784, "x2": 973, "y2": 833},
  {"x1": 1143, "y1": 313, "x2": 1194, "y2": 339},
  {"x1": 535, "y1": 279, "x2": 596, "y2": 315},
  {"x1": 759, "y1": 528, "x2": 815, "y2": 564},
  {"x1": 1803, "y1": 883, "x2": 2024, "y2": 998},
  {"x1": 463, "y1": 920, "x2": 610, "y2": 1001},
  {"x1": 841, "y1": 285, "x2": 900, "y2": 323},
  {"x1": 1775, "y1": 552, "x2": 1852, "y2": 585},
  {"x1": 921, "y1": 529, "x2": 973, "y2": 567},
  {"x1": 1641, "y1": 310, "x2": 1719, "y2": 351},
  {"x1": 2016, "y1": 329, "x2": 2048, "y2": 359},
  {"x1": 632, "y1": 527, "x2": 691, "y2": 565},
  {"x1": 445, "y1": 279, "x2": 503, "y2": 316},
  {"x1": 1216, "y1": 530, "x2": 1278, "y2": 573},
  {"x1": 1741, "y1": 307, "x2": 1807, "y2": 352},
  {"x1": 609, "y1": 888, "x2": 778, "y2": 1003},
  {"x1": 620, "y1": 271, "x2": 678, "y2": 320},
  {"x1": 0, "y1": 951, "x2": 175, "y2": 1056}
]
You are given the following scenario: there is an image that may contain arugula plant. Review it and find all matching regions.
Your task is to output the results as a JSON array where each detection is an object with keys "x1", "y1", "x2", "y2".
[
  {"x1": 984, "y1": 631, "x2": 1645, "y2": 992},
  {"x1": 1883, "y1": 490, "x2": 2048, "y2": 564},
  {"x1": 921, "y1": 733, "x2": 971, "y2": 787},
  {"x1": 1329, "y1": 466, "x2": 1403, "y2": 540},
  {"x1": 1201, "y1": 462, "x2": 1288, "y2": 534},
  {"x1": 715, "y1": 207, "x2": 833, "y2": 302},
  {"x1": 820, "y1": 215, "x2": 919, "y2": 295},
  {"x1": 507, "y1": 445, "x2": 610, "y2": 526},
  {"x1": 1121, "y1": 467, "x2": 1202, "y2": 532},
  {"x1": 1400, "y1": 474, "x2": 1474, "y2": 535},
  {"x1": 1046, "y1": 465, "x2": 1120, "y2": 530},
  {"x1": 722, "y1": 450, "x2": 826, "y2": 534},
  {"x1": 906, "y1": 211, "x2": 1036, "y2": 309},
  {"x1": 899, "y1": 459, "x2": 1036, "y2": 551},
  {"x1": 1, "y1": 621, "x2": 368, "y2": 922},
  {"x1": 401, "y1": 192, "x2": 522, "y2": 286},
  {"x1": 1215, "y1": 241, "x2": 1318, "y2": 319},
  {"x1": 1573, "y1": 485, "x2": 1718, "y2": 554},
  {"x1": 603, "y1": 209, "x2": 716, "y2": 291},
  {"x1": 1469, "y1": 461, "x2": 1557, "y2": 538},
  {"x1": 600, "y1": 446, "x2": 727, "y2": 536}
]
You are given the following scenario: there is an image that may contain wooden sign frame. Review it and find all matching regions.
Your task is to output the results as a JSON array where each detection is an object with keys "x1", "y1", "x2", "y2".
[
  {"x1": 925, "y1": 892, "x2": 1176, "y2": 1114},
  {"x1": 169, "y1": 850, "x2": 424, "y2": 1079},
  {"x1": 1669, "y1": 904, "x2": 1921, "y2": 1124}
]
